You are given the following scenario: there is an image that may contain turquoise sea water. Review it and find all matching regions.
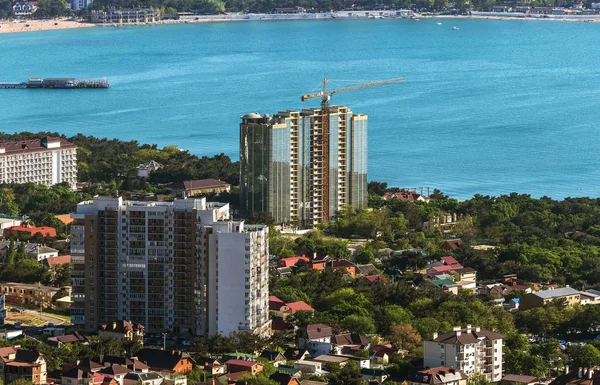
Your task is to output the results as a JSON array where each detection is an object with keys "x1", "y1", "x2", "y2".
[{"x1": 1, "y1": 19, "x2": 600, "y2": 199}]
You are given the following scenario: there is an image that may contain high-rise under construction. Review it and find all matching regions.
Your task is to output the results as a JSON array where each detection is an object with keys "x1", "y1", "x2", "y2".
[{"x1": 240, "y1": 105, "x2": 367, "y2": 228}]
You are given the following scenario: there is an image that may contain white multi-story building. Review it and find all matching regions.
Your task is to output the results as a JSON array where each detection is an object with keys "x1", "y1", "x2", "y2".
[
  {"x1": 70, "y1": 196, "x2": 270, "y2": 337},
  {"x1": 424, "y1": 325, "x2": 504, "y2": 382},
  {"x1": 0, "y1": 137, "x2": 77, "y2": 189}
]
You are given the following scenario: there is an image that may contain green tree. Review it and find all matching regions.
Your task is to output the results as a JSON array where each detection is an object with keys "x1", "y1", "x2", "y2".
[
  {"x1": 35, "y1": 0, "x2": 69, "y2": 16},
  {"x1": 6, "y1": 239, "x2": 15, "y2": 266},
  {"x1": 16, "y1": 242, "x2": 27, "y2": 264},
  {"x1": 341, "y1": 315, "x2": 376, "y2": 335},
  {"x1": 569, "y1": 344, "x2": 600, "y2": 369},
  {"x1": 387, "y1": 323, "x2": 422, "y2": 351},
  {"x1": 329, "y1": 361, "x2": 367, "y2": 385}
]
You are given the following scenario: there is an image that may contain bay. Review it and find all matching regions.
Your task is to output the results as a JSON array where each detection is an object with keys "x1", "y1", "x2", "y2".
[{"x1": 1, "y1": 18, "x2": 600, "y2": 199}]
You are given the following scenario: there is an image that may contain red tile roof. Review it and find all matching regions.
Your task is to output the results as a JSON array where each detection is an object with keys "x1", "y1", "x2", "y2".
[
  {"x1": 45, "y1": 255, "x2": 71, "y2": 267},
  {"x1": 0, "y1": 137, "x2": 76, "y2": 156},
  {"x1": 286, "y1": 301, "x2": 314, "y2": 313},
  {"x1": 278, "y1": 256, "x2": 310, "y2": 268},
  {"x1": 4, "y1": 225, "x2": 57, "y2": 237},
  {"x1": 365, "y1": 275, "x2": 385, "y2": 282},
  {"x1": 226, "y1": 359, "x2": 259, "y2": 368}
]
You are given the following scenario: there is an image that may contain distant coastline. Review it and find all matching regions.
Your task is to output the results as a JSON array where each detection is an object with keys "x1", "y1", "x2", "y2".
[{"x1": 2, "y1": 9, "x2": 600, "y2": 35}]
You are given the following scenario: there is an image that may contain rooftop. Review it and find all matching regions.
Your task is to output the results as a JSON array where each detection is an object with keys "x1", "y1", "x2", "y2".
[
  {"x1": 183, "y1": 179, "x2": 230, "y2": 190},
  {"x1": 532, "y1": 287, "x2": 581, "y2": 299}
]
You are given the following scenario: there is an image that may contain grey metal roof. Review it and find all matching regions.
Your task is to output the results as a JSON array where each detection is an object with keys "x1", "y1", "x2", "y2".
[{"x1": 533, "y1": 287, "x2": 580, "y2": 299}]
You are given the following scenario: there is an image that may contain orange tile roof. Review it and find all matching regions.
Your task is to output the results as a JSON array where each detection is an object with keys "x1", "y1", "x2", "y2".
[
  {"x1": 55, "y1": 214, "x2": 74, "y2": 225},
  {"x1": 46, "y1": 255, "x2": 71, "y2": 267}
]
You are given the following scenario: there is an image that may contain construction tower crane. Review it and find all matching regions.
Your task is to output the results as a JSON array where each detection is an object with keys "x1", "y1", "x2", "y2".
[
  {"x1": 301, "y1": 77, "x2": 405, "y2": 110},
  {"x1": 300, "y1": 77, "x2": 404, "y2": 223}
]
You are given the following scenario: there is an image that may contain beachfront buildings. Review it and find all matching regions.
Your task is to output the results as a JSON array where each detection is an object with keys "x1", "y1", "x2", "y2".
[
  {"x1": 239, "y1": 106, "x2": 368, "y2": 228},
  {"x1": 70, "y1": 196, "x2": 271, "y2": 337},
  {"x1": 0, "y1": 137, "x2": 77, "y2": 189},
  {"x1": 424, "y1": 325, "x2": 504, "y2": 382},
  {"x1": 90, "y1": 8, "x2": 161, "y2": 24}
]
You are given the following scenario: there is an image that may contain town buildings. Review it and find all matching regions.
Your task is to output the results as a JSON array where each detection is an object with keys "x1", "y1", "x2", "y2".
[
  {"x1": 0, "y1": 347, "x2": 47, "y2": 385},
  {"x1": 70, "y1": 196, "x2": 271, "y2": 337},
  {"x1": 423, "y1": 325, "x2": 504, "y2": 382},
  {"x1": 4, "y1": 224, "x2": 57, "y2": 238},
  {"x1": 0, "y1": 137, "x2": 77, "y2": 188},
  {"x1": 98, "y1": 320, "x2": 144, "y2": 341},
  {"x1": 90, "y1": 8, "x2": 160, "y2": 23},
  {"x1": 519, "y1": 287, "x2": 583, "y2": 310},
  {"x1": 138, "y1": 160, "x2": 163, "y2": 178},
  {"x1": 12, "y1": 1, "x2": 37, "y2": 18},
  {"x1": 183, "y1": 179, "x2": 231, "y2": 196},
  {"x1": 239, "y1": 106, "x2": 368, "y2": 228},
  {"x1": 408, "y1": 367, "x2": 468, "y2": 385},
  {"x1": 0, "y1": 240, "x2": 58, "y2": 262}
]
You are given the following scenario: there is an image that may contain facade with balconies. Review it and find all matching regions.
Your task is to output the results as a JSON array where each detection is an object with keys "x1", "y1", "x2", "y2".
[
  {"x1": 0, "y1": 137, "x2": 77, "y2": 189},
  {"x1": 70, "y1": 196, "x2": 270, "y2": 337},
  {"x1": 424, "y1": 325, "x2": 504, "y2": 382}
]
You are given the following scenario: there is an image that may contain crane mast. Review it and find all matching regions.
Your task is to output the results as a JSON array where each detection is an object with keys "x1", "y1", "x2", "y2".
[{"x1": 301, "y1": 77, "x2": 404, "y2": 223}]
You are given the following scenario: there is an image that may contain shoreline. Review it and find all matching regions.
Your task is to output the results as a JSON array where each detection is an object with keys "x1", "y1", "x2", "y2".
[
  {"x1": 2, "y1": 11, "x2": 600, "y2": 35},
  {"x1": 0, "y1": 18, "x2": 96, "y2": 34}
]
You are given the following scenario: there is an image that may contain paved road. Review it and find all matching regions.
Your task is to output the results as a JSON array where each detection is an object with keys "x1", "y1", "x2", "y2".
[{"x1": 23, "y1": 309, "x2": 67, "y2": 326}]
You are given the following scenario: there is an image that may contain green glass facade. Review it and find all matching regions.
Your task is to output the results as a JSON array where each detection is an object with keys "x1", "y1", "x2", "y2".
[{"x1": 240, "y1": 107, "x2": 367, "y2": 228}]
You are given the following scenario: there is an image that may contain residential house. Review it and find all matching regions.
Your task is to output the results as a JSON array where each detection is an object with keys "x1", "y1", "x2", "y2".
[
  {"x1": 441, "y1": 239, "x2": 464, "y2": 251},
  {"x1": 311, "y1": 355, "x2": 349, "y2": 367},
  {"x1": 408, "y1": 367, "x2": 468, "y2": 385},
  {"x1": 218, "y1": 371, "x2": 250, "y2": 385},
  {"x1": 269, "y1": 296, "x2": 314, "y2": 318},
  {"x1": 356, "y1": 264, "x2": 377, "y2": 276},
  {"x1": 292, "y1": 360, "x2": 323, "y2": 376},
  {"x1": 451, "y1": 268, "x2": 477, "y2": 283},
  {"x1": 123, "y1": 372, "x2": 163, "y2": 385},
  {"x1": 382, "y1": 190, "x2": 430, "y2": 202},
  {"x1": 278, "y1": 256, "x2": 310, "y2": 268},
  {"x1": 423, "y1": 325, "x2": 504, "y2": 382},
  {"x1": 98, "y1": 320, "x2": 144, "y2": 341},
  {"x1": 297, "y1": 324, "x2": 333, "y2": 354},
  {"x1": 369, "y1": 345, "x2": 407, "y2": 365},
  {"x1": 430, "y1": 279, "x2": 459, "y2": 295},
  {"x1": 361, "y1": 368, "x2": 388, "y2": 384},
  {"x1": 4, "y1": 224, "x2": 57, "y2": 238},
  {"x1": 269, "y1": 373, "x2": 301, "y2": 385},
  {"x1": 329, "y1": 259, "x2": 357, "y2": 278},
  {"x1": 183, "y1": 179, "x2": 231, "y2": 196},
  {"x1": 283, "y1": 348, "x2": 310, "y2": 362},
  {"x1": 0, "y1": 348, "x2": 47, "y2": 385},
  {"x1": 275, "y1": 365, "x2": 301, "y2": 378},
  {"x1": 331, "y1": 333, "x2": 370, "y2": 353},
  {"x1": 308, "y1": 255, "x2": 330, "y2": 271},
  {"x1": 44, "y1": 255, "x2": 71, "y2": 269},
  {"x1": 365, "y1": 275, "x2": 386, "y2": 283},
  {"x1": 502, "y1": 374, "x2": 540, "y2": 385},
  {"x1": 196, "y1": 358, "x2": 224, "y2": 376},
  {"x1": 299, "y1": 381, "x2": 327, "y2": 385},
  {"x1": 520, "y1": 288, "x2": 582, "y2": 310},
  {"x1": 134, "y1": 349, "x2": 194, "y2": 374},
  {"x1": 137, "y1": 160, "x2": 163, "y2": 179},
  {"x1": 0, "y1": 241, "x2": 59, "y2": 262},
  {"x1": 550, "y1": 367, "x2": 599, "y2": 385},
  {"x1": 47, "y1": 332, "x2": 89, "y2": 347},
  {"x1": 225, "y1": 360, "x2": 263, "y2": 375},
  {"x1": 222, "y1": 353, "x2": 257, "y2": 362},
  {"x1": 426, "y1": 256, "x2": 464, "y2": 275},
  {"x1": 60, "y1": 367, "x2": 102, "y2": 385},
  {"x1": 260, "y1": 351, "x2": 287, "y2": 366},
  {"x1": 0, "y1": 282, "x2": 65, "y2": 307}
]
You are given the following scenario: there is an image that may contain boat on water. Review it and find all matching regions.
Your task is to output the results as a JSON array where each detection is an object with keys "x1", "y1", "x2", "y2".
[
  {"x1": 0, "y1": 77, "x2": 109, "y2": 89},
  {"x1": 452, "y1": 26, "x2": 459, "y2": 30},
  {"x1": 437, "y1": 22, "x2": 442, "y2": 24}
]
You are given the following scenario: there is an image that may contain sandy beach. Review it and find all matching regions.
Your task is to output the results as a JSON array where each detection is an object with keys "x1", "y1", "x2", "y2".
[
  {"x1": 1, "y1": 11, "x2": 599, "y2": 35},
  {"x1": 0, "y1": 18, "x2": 96, "y2": 34}
]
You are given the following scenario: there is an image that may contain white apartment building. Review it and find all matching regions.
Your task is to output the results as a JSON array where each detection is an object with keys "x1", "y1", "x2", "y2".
[
  {"x1": 0, "y1": 137, "x2": 77, "y2": 189},
  {"x1": 424, "y1": 325, "x2": 504, "y2": 382},
  {"x1": 70, "y1": 196, "x2": 270, "y2": 336}
]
